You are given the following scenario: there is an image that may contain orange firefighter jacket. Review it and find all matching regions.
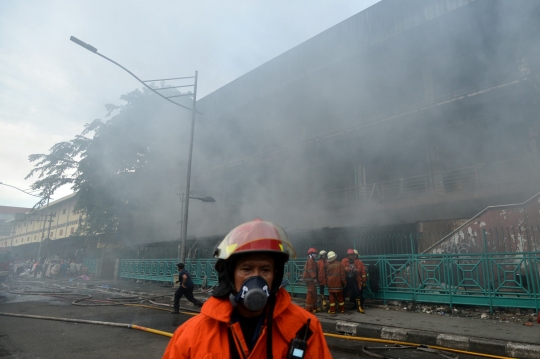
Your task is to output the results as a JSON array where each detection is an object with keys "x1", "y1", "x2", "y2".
[
  {"x1": 341, "y1": 258, "x2": 367, "y2": 288},
  {"x1": 324, "y1": 261, "x2": 346, "y2": 292},
  {"x1": 317, "y1": 259, "x2": 327, "y2": 285},
  {"x1": 302, "y1": 256, "x2": 317, "y2": 283},
  {"x1": 162, "y1": 287, "x2": 332, "y2": 359}
]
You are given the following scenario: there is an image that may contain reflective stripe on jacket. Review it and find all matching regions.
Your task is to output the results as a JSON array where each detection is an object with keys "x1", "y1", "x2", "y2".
[
  {"x1": 162, "y1": 287, "x2": 332, "y2": 358},
  {"x1": 324, "y1": 261, "x2": 346, "y2": 292}
]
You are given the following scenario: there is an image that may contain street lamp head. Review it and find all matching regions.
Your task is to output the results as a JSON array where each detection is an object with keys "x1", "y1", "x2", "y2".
[
  {"x1": 200, "y1": 196, "x2": 216, "y2": 203},
  {"x1": 70, "y1": 36, "x2": 98, "y2": 53}
]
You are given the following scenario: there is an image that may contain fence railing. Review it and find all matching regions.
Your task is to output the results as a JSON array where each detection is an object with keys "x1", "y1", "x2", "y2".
[
  {"x1": 83, "y1": 258, "x2": 98, "y2": 275},
  {"x1": 325, "y1": 154, "x2": 540, "y2": 209},
  {"x1": 119, "y1": 250, "x2": 540, "y2": 311}
]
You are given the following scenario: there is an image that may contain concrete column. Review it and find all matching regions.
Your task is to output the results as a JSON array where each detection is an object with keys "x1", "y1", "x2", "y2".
[{"x1": 114, "y1": 258, "x2": 119, "y2": 280}]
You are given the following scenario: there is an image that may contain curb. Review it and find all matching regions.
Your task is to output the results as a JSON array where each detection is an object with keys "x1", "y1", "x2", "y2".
[{"x1": 321, "y1": 318, "x2": 540, "y2": 359}]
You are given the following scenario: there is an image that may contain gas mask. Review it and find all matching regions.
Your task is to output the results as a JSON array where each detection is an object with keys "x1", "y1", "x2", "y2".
[{"x1": 230, "y1": 276, "x2": 270, "y2": 312}]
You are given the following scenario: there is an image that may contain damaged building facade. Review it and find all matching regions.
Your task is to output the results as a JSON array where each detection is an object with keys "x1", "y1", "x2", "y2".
[{"x1": 184, "y1": 0, "x2": 540, "y2": 254}]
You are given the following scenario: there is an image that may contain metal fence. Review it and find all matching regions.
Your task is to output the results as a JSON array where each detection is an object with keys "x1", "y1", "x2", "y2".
[
  {"x1": 83, "y1": 258, "x2": 98, "y2": 275},
  {"x1": 118, "y1": 251, "x2": 540, "y2": 311}
]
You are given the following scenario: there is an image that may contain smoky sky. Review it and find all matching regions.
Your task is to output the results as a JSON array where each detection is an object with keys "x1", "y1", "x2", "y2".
[{"x1": 0, "y1": 0, "x2": 379, "y2": 207}]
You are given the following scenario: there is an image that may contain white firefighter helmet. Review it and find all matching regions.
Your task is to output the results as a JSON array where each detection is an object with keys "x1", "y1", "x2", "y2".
[{"x1": 327, "y1": 251, "x2": 337, "y2": 262}]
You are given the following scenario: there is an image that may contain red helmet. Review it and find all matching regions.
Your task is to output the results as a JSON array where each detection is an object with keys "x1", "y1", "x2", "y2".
[
  {"x1": 347, "y1": 249, "x2": 355, "y2": 255},
  {"x1": 308, "y1": 248, "x2": 318, "y2": 255},
  {"x1": 214, "y1": 219, "x2": 296, "y2": 261}
]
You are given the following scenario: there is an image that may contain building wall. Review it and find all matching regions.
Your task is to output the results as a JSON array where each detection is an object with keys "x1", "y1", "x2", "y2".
[
  {"x1": 0, "y1": 194, "x2": 82, "y2": 249},
  {"x1": 185, "y1": 0, "x2": 540, "y2": 238}
]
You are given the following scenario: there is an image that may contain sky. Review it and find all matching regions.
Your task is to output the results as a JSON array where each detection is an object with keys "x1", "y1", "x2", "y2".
[{"x1": 0, "y1": 0, "x2": 379, "y2": 208}]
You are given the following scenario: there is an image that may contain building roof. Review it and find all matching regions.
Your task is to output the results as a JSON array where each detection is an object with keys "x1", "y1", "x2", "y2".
[{"x1": 0, "y1": 206, "x2": 32, "y2": 215}]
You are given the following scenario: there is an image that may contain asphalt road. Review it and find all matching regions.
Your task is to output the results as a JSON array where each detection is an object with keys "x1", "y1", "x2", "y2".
[{"x1": 0, "y1": 283, "x2": 486, "y2": 359}]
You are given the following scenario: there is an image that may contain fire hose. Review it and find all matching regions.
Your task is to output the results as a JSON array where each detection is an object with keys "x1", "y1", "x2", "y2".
[{"x1": 0, "y1": 281, "x2": 517, "y2": 358}]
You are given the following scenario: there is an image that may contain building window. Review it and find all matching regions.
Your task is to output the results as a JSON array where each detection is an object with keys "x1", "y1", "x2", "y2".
[
  {"x1": 34, "y1": 235, "x2": 37, "y2": 240},
  {"x1": 50, "y1": 232, "x2": 54, "y2": 238},
  {"x1": 63, "y1": 208, "x2": 66, "y2": 215},
  {"x1": 59, "y1": 229, "x2": 63, "y2": 236},
  {"x1": 70, "y1": 227, "x2": 75, "y2": 234}
]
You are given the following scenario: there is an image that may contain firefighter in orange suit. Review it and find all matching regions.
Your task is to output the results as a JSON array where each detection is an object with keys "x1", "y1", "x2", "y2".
[
  {"x1": 317, "y1": 250, "x2": 328, "y2": 311},
  {"x1": 341, "y1": 249, "x2": 367, "y2": 313},
  {"x1": 324, "y1": 251, "x2": 346, "y2": 314},
  {"x1": 162, "y1": 219, "x2": 332, "y2": 358},
  {"x1": 354, "y1": 249, "x2": 368, "y2": 312},
  {"x1": 303, "y1": 247, "x2": 318, "y2": 313}
]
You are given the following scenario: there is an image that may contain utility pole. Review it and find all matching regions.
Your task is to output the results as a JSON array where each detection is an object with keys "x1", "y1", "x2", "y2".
[
  {"x1": 37, "y1": 197, "x2": 50, "y2": 261},
  {"x1": 177, "y1": 193, "x2": 185, "y2": 260},
  {"x1": 180, "y1": 71, "x2": 198, "y2": 264}
]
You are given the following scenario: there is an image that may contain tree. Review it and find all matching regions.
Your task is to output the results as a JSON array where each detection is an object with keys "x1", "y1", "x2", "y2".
[{"x1": 26, "y1": 87, "x2": 191, "y2": 236}]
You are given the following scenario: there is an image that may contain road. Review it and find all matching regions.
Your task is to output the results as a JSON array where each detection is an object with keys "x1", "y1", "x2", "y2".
[{"x1": 0, "y1": 282, "x2": 485, "y2": 359}]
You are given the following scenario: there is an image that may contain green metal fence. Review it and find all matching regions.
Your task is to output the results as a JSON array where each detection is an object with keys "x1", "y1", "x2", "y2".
[
  {"x1": 83, "y1": 258, "x2": 98, "y2": 275},
  {"x1": 119, "y1": 251, "x2": 540, "y2": 311}
]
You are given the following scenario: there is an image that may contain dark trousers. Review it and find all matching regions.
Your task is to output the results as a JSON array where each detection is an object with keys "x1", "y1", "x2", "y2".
[
  {"x1": 174, "y1": 286, "x2": 201, "y2": 309},
  {"x1": 346, "y1": 276, "x2": 364, "y2": 304}
]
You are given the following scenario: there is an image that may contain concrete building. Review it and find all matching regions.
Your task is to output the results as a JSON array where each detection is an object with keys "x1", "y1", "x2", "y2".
[
  {"x1": 184, "y1": 0, "x2": 540, "y2": 248},
  {"x1": 0, "y1": 206, "x2": 31, "y2": 237},
  {"x1": 0, "y1": 194, "x2": 84, "y2": 259}
]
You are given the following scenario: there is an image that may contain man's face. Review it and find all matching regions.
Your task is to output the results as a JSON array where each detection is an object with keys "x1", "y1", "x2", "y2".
[
  {"x1": 348, "y1": 254, "x2": 356, "y2": 260},
  {"x1": 234, "y1": 253, "x2": 275, "y2": 293}
]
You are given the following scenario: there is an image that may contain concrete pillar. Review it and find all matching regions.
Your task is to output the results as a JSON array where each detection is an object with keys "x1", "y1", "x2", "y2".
[{"x1": 114, "y1": 258, "x2": 119, "y2": 280}]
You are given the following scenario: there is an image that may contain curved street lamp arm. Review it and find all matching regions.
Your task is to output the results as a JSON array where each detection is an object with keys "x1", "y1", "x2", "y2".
[
  {"x1": 95, "y1": 52, "x2": 203, "y2": 114},
  {"x1": 70, "y1": 36, "x2": 202, "y2": 114}
]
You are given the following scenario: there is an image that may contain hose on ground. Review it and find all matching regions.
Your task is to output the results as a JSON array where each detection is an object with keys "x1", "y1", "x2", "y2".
[
  {"x1": 0, "y1": 310, "x2": 518, "y2": 359},
  {"x1": 0, "y1": 311, "x2": 173, "y2": 338}
]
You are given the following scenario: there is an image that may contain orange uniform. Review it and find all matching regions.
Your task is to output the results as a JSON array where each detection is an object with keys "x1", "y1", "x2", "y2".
[
  {"x1": 317, "y1": 259, "x2": 327, "y2": 285},
  {"x1": 303, "y1": 256, "x2": 318, "y2": 312},
  {"x1": 324, "y1": 261, "x2": 346, "y2": 313},
  {"x1": 341, "y1": 258, "x2": 367, "y2": 288},
  {"x1": 162, "y1": 287, "x2": 332, "y2": 358},
  {"x1": 325, "y1": 261, "x2": 346, "y2": 292}
]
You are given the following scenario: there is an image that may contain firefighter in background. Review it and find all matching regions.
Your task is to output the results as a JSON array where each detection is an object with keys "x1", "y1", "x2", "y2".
[
  {"x1": 342, "y1": 249, "x2": 367, "y2": 313},
  {"x1": 317, "y1": 250, "x2": 328, "y2": 311},
  {"x1": 354, "y1": 249, "x2": 368, "y2": 312},
  {"x1": 324, "y1": 251, "x2": 346, "y2": 314},
  {"x1": 303, "y1": 247, "x2": 318, "y2": 313}
]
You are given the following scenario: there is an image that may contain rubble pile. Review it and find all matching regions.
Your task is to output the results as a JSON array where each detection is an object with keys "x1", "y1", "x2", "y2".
[{"x1": 375, "y1": 300, "x2": 539, "y2": 324}]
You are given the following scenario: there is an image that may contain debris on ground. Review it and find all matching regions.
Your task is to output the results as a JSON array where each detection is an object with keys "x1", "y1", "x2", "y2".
[{"x1": 368, "y1": 299, "x2": 538, "y2": 323}]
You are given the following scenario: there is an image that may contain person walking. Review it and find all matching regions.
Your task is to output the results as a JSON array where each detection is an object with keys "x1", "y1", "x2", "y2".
[
  {"x1": 162, "y1": 219, "x2": 332, "y2": 358},
  {"x1": 317, "y1": 250, "x2": 328, "y2": 311},
  {"x1": 170, "y1": 263, "x2": 203, "y2": 313},
  {"x1": 324, "y1": 251, "x2": 346, "y2": 314},
  {"x1": 303, "y1": 247, "x2": 318, "y2": 313}
]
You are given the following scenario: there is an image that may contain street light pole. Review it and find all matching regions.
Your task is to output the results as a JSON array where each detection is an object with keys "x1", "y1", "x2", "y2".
[
  {"x1": 177, "y1": 191, "x2": 215, "y2": 260},
  {"x1": 36, "y1": 196, "x2": 50, "y2": 261},
  {"x1": 181, "y1": 71, "x2": 198, "y2": 263},
  {"x1": 70, "y1": 36, "x2": 203, "y2": 264}
]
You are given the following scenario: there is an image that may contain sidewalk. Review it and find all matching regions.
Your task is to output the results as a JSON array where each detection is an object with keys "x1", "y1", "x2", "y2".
[
  {"x1": 67, "y1": 278, "x2": 540, "y2": 358},
  {"x1": 314, "y1": 304, "x2": 540, "y2": 359}
]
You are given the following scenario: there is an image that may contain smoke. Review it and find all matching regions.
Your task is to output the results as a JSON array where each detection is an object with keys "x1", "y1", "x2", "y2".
[
  {"x1": 39, "y1": 0, "x2": 539, "y2": 256},
  {"x1": 181, "y1": 0, "x2": 540, "y2": 247}
]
